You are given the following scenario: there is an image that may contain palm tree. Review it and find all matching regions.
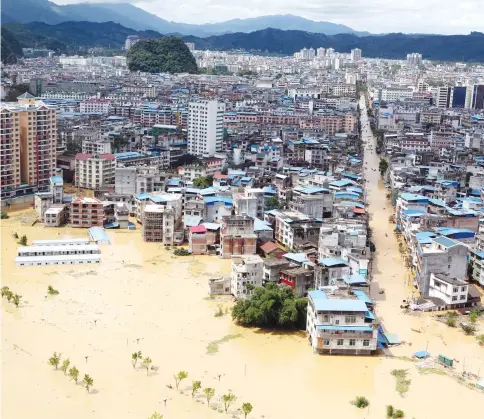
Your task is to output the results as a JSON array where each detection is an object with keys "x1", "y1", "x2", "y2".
[
  {"x1": 222, "y1": 392, "x2": 237, "y2": 413},
  {"x1": 69, "y1": 366, "x2": 79, "y2": 384},
  {"x1": 132, "y1": 351, "x2": 142, "y2": 369},
  {"x1": 241, "y1": 402, "x2": 253, "y2": 418},
  {"x1": 61, "y1": 358, "x2": 71, "y2": 375},
  {"x1": 174, "y1": 370, "x2": 188, "y2": 389},
  {"x1": 203, "y1": 388, "x2": 215, "y2": 407},
  {"x1": 83, "y1": 374, "x2": 94, "y2": 392},
  {"x1": 191, "y1": 380, "x2": 201, "y2": 398},
  {"x1": 141, "y1": 357, "x2": 152, "y2": 375},
  {"x1": 48, "y1": 352, "x2": 61, "y2": 369}
]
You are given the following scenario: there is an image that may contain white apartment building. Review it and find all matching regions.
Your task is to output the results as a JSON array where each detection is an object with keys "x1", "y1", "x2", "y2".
[
  {"x1": 82, "y1": 137, "x2": 112, "y2": 155},
  {"x1": 230, "y1": 255, "x2": 264, "y2": 300},
  {"x1": 350, "y1": 48, "x2": 362, "y2": 63},
  {"x1": 234, "y1": 188, "x2": 265, "y2": 219},
  {"x1": 188, "y1": 100, "x2": 225, "y2": 157},
  {"x1": 75, "y1": 153, "x2": 115, "y2": 189},
  {"x1": 380, "y1": 88, "x2": 413, "y2": 101},
  {"x1": 306, "y1": 290, "x2": 378, "y2": 355},
  {"x1": 115, "y1": 166, "x2": 137, "y2": 195},
  {"x1": 428, "y1": 273, "x2": 469, "y2": 305},
  {"x1": 80, "y1": 99, "x2": 111, "y2": 114}
]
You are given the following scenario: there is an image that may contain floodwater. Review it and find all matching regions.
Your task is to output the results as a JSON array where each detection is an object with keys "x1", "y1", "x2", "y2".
[{"x1": 1, "y1": 98, "x2": 483, "y2": 419}]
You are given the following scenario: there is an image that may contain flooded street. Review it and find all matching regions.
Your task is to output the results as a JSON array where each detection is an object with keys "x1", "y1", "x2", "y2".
[{"x1": 0, "y1": 98, "x2": 482, "y2": 419}]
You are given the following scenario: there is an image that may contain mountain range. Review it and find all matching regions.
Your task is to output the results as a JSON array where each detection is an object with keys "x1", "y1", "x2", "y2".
[
  {"x1": 4, "y1": 21, "x2": 484, "y2": 62},
  {"x1": 1, "y1": 0, "x2": 369, "y2": 37}
]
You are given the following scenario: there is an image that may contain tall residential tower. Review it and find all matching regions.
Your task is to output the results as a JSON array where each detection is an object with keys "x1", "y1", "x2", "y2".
[
  {"x1": 187, "y1": 100, "x2": 225, "y2": 157},
  {"x1": 1, "y1": 93, "x2": 57, "y2": 199}
]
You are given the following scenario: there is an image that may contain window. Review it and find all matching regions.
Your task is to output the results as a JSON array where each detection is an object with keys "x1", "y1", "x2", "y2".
[
  {"x1": 363, "y1": 340, "x2": 370, "y2": 347},
  {"x1": 323, "y1": 339, "x2": 330, "y2": 346},
  {"x1": 322, "y1": 314, "x2": 329, "y2": 322},
  {"x1": 345, "y1": 316, "x2": 356, "y2": 324},
  {"x1": 452, "y1": 296, "x2": 457, "y2": 301},
  {"x1": 337, "y1": 339, "x2": 344, "y2": 346},
  {"x1": 349, "y1": 339, "x2": 356, "y2": 346},
  {"x1": 461, "y1": 286, "x2": 466, "y2": 292},
  {"x1": 459, "y1": 295, "x2": 465, "y2": 300},
  {"x1": 453, "y1": 287, "x2": 458, "y2": 293}
]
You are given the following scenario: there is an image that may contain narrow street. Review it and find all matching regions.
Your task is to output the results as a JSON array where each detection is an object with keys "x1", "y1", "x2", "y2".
[{"x1": 359, "y1": 95, "x2": 418, "y2": 342}]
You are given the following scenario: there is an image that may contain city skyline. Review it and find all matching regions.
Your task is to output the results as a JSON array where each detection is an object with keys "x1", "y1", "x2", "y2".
[{"x1": 52, "y1": 0, "x2": 484, "y2": 35}]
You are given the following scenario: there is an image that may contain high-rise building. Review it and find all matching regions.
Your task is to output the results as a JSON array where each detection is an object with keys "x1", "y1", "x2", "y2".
[
  {"x1": 1, "y1": 93, "x2": 57, "y2": 200},
  {"x1": 316, "y1": 47, "x2": 326, "y2": 58},
  {"x1": 451, "y1": 86, "x2": 467, "y2": 108},
  {"x1": 471, "y1": 84, "x2": 484, "y2": 109},
  {"x1": 188, "y1": 100, "x2": 225, "y2": 157},
  {"x1": 350, "y1": 48, "x2": 362, "y2": 62},
  {"x1": 326, "y1": 48, "x2": 335, "y2": 57},
  {"x1": 434, "y1": 86, "x2": 451, "y2": 108},
  {"x1": 406, "y1": 53, "x2": 423, "y2": 66},
  {"x1": 185, "y1": 42, "x2": 195, "y2": 52},
  {"x1": 125, "y1": 35, "x2": 140, "y2": 50}
]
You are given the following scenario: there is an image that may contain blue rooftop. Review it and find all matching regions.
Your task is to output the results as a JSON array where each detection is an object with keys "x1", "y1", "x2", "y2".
[
  {"x1": 344, "y1": 274, "x2": 369, "y2": 285},
  {"x1": 203, "y1": 196, "x2": 233, "y2": 206},
  {"x1": 283, "y1": 253, "x2": 309, "y2": 263},
  {"x1": 433, "y1": 236, "x2": 458, "y2": 248},
  {"x1": 400, "y1": 193, "x2": 429, "y2": 203},
  {"x1": 49, "y1": 176, "x2": 63, "y2": 185},
  {"x1": 353, "y1": 290, "x2": 373, "y2": 305},
  {"x1": 309, "y1": 295, "x2": 368, "y2": 312},
  {"x1": 318, "y1": 257, "x2": 349, "y2": 267},
  {"x1": 88, "y1": 227, "x2": 110, "y2": 244}
]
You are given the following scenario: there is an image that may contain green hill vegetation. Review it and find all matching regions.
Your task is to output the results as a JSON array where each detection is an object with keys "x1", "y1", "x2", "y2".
[
  {"x1": 127, "y1": 36, "x2": 198, "y2": 74},
  {"x1": 1, "y1": 28, "x2": 24, "y2": 63}
]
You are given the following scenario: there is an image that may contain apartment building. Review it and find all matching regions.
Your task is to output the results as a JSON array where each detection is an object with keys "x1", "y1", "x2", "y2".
[
  {"x1": 75, "y1": 153, "x2": 115, "y2": 189},
  {"x1": 220, "y1": 215, "x2": 257, "y2": 259},
  {"x1": 70, "y1": 197, "x2": 104, "y2": 228},
  {"x1": 306, "y1": 290, "x2": 378, "y2": 355},
  {"x1": 16, "y1": 242, "x2": 100, "y2": 266},
  {"x1": 234, "y1": 188, "x2": 265, "y2": 219},
  {"x1": 79, "y1": 99, "x2": 111, "y2": 114},
  {"x1": 142, "y1": 204, "x2": 175, "y2": 244},
  {"x1": 290, "y1": 186, "x2": 333, "y2": 218},
  {"x1": 1, "y1": 93, "x2": 57, "y2": 199},
  {"x1": 82, "y1": 137, "x2": 112, "y2": 155},
  {"x1": 187, "y1": 100, "x2": 225, "y2": 157},
  {"x1": 230, "y1": 255, "x2": 264, "y2": 299}
]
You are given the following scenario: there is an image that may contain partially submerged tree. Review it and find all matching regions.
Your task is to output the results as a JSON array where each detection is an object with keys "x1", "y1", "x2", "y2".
[
  {"x1": 203, "y1": 387, "x2": 215, "y2": 407},
  {"x1": 132, "y1": 351, "x2": 142, "y2": 369},
  {"x1": 18, "y1": 235, "x2": 27, "y2": 246},
  {"x1": 174, "y1": 370, "x2": 188, "y2": 389},
  {"x1": 83, "y1": 374, "x2": 94, "y2": 392},
  {"x1": 241, "y1": 402, "x2": 253, "y2": 418},
  {"x1": 141, "y1": 357, "x2": 152, "y2": 375},
  {"x1": 12, "y1": 294, "x2": 21, "y2": 307},
  {"x1": 352, "y1": 396, "x2": 369, "y2": 408},
  {"x1": 47, "y1": 285, "x2": 59, "y2": 296},
  {"x1": 222, "y1": 392, "x2": 237, "y2": 413},
  {"x1": 191, "y1": 380, "x2": 201, "y2": 398},
  {"x1": 461, "y1": 323, "x2": 476, "y2": 335},
  {"x1": 69, "y1": 366, "x2": 80, "y2": 384},
  {"x1": 60, "y1": 358, "x2": 71, "y2": 375},
  {"x1": 1, "y1": 286, "x2": 11, "y2": 298},
  {"x1": 48, "y1": 352, "x2": 61, "y2": 370},
  {"x1": 148, "y1": 413, "x2": 163, "y2": 419}
]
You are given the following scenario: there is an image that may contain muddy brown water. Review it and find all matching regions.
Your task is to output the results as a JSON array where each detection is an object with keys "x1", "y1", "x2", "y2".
[{"x1": 1, "y1": 98, "x2": 483, "y2": 418}]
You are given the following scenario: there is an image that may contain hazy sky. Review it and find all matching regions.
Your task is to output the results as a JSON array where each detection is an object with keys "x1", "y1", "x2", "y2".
[{"x1": 52, "y1": 0, "x2": 483, "y2": 34}]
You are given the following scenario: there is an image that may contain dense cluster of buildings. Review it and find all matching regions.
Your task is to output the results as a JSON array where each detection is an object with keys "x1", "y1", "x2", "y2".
[{"x1": 2, "y1": 46, "x2": 484, "y2": 356}]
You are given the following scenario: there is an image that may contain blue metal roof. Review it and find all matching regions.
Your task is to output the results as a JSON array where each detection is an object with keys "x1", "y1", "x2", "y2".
[
  {"x1": 297, "y1": 186, "x2": 329, "y2": 195},
  {"x1": 50, "y1": 176, "x2": 63, "y2": 185},
  {"x1": 402, "y1": 209, "x2": 425, "y2": 217},
  {"x1": 88, "y1": 227, "x2": 110, "y2": 243},
  {"x1": 318, "y1": 257, "x2": 349, "y2": 267},
  {"x1": 253, "y1": 218, "x2": 273, "y2": 232},
  {"x1": 433, "y1": 236, "x2": 457, "y2": 247},
  {"x1": 353, "y1": 290, "x2": 372, "y2": 305},
  {"x1": 344, "y1": 274, "x2": 369, "y2": 285},
  {"x1": 400, "y1": 193, "x2": 429, "y2": 203},
  {"x1": 203, "y1": 196, "x2": 233, "y2": 206},
  {"x1": 283, "y1": 253, "x2": 309, "y2": 263},
  {"x1": 330, "y1": 179, "x2": 354, "y2": 187}
]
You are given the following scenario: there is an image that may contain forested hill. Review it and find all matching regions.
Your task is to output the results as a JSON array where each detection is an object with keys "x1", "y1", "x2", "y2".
[
  {"x1": 183, "y1": 29, "x2": 484, "y2": 62},
  {"x1": 3, "y1": 21, "x2": 484, "y2": 62}
]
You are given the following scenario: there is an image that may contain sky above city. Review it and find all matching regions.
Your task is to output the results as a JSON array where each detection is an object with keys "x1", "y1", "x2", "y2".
[{"x1": 53, "y1": 0, "x2": 483, "y2": 34}]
